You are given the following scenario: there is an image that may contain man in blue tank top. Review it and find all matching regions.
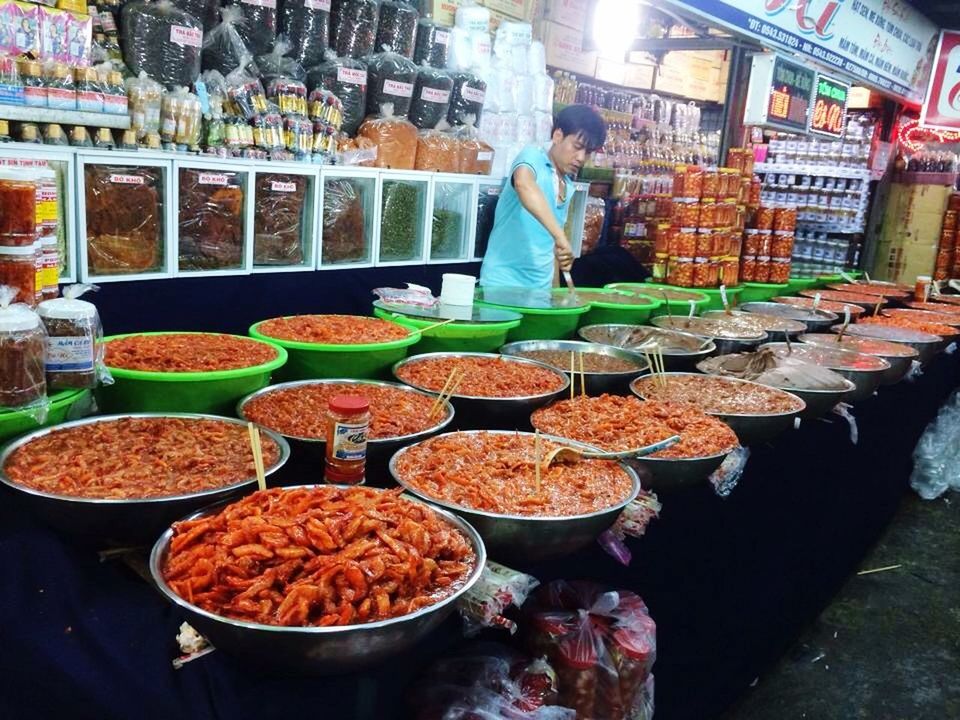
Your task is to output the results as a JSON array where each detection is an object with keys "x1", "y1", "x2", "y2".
[{"x1": 479, "y1": 105, "x2": 607, "y2": 291}]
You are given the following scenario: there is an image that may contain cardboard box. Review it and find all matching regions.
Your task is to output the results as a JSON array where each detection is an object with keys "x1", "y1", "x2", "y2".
[
  {"x1": 426, "y1": 0, "x2": 534, "y2": 27},
  {"x1": 624, "y1": 62, "x2": 655, "y2": 90},
  {"x1": 594, "y1": 57, "x2": 626, "y2": 86},
  {"x1": 542, "y1": 0, "x2": 589, "y2": 31},
  {"x1": 542, "y1": 19, "x2": 597, "y2": 76}
]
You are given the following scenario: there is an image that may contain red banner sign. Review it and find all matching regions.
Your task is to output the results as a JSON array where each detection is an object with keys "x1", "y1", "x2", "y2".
[{"x1": 921, "y1": 30, "x2": 960, "y2": 130}]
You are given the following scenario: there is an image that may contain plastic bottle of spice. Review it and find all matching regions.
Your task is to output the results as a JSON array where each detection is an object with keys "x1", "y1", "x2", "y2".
[
  {"x1": 37, "y1": 289, "x2": 101, "y2": 390},
  {"x1": 0, "y1": 242, "x2": 41, "y2": 307},
  {"x1": 324, "y1": 395, "x2": 370, "y2": 485},
  {"x1": 19, "y1": 59, "x2": 46, "y2": 108},
  {"x1": 45, "y1": 62, "x2": 77, "y2": 111},
  {"x1": 75, "y1": 67, "x2": 104, "y2": 113},
  {"x1": 101, "y1": 71, "x2": 128, "y2": 115},
  {"x1": 40, "y1": 236, "x2": 59, "y2": 301}
]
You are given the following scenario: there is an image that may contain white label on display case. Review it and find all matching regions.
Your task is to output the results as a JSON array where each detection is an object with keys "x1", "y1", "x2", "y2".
[
  {"x1": 337, "y1": 67, "x2": 367, "y2": 85},
  {"x1": 170, "y1": 25, "x2": 203, "y2": 48},
  {"x1": 421, "y1": 87, "x2": 450, "y2": 103},
  {"x1": 304, "y1": 0, "x2": 331, "y2": 8},
  {"x1": 109, "y1": 174, "x2": 145, "y2": 185},
  {"x1": 199, "y1": 173, "x2": 229, "y2": 186},
  {"x1": 270, "y1": 180, "x2": 297, "y2": 193},
  {"x1": 383, "y1": 80, "x2": 414, "y2": 98},
  {"x1": 462, "y1": 86, "x2": 486, "y2": 104}
]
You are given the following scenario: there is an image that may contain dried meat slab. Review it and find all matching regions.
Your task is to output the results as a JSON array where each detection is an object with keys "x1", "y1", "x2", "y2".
[{"x1": 178, "y1": 169, "x2": 245, "y2": 271}]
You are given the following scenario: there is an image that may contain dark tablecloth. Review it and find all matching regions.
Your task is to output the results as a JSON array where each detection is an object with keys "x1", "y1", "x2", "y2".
[{"x1": 2, "y1": 354, "x2": 956, "y2": 720}]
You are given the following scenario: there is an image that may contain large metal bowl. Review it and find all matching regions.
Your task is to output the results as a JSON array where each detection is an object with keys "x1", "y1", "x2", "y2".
[
  {"x1": 825, "y1": 283, "x2": 911, "y2": 301},
  {"x1": 831, "y1": 323, "x2": 943, "y2": 363},
  {"x1": 392, "y1": 352, "x2": 569, "y2": 430},
  {"x1": 631, "y1": 372, "x2": 804, "y2": 446},
  {"x1": 761, "y1": 343, "x2": 889, "y2": 403},
  {"x1": 651, "y1": 315, "x2": 768, "y2": 354},
  {"x1": 149, "y1": 486, "x2": 485, "y2": 673},
  {"x1": 798, "y1": 289, "x2": 887, "y2": 313},
  {"x1": 881, "y1": 308, "x2": 960, "y2": 332},
  {"x1": 798, "y1": 333, "x2": 918, "y2": 385},
  {"x1": 702, "y1": 309, "x2": 807, "y2": 342},
  {"x1": 389, "y1": 430, "x2": 640, "y2": 563},
  {"x1": 739, "y1": 301, "x2": 839, "y2": 332},
  {"x1": 577, "y1": 324, "x2": 716, "y2": 371},
  {"x1": 237, "y1": 380, "x2": 454, "y2": 484},
  {"x1": 0, "y1": 413, "x2": 290, "y2": 545},
  {"x1": 499, "y1": 339, "x2": 649, "y2": 396},
  {"x1": 626, "y1": 452, "x2": 730, "y2": 492}
]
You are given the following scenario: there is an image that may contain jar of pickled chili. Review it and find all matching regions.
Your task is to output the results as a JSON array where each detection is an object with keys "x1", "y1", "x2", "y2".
[
  {"x1": 728, "y1": 231, "x2": 742, "y2": 257},
  {"x1": 712, "y1": 229, "x2": 729, "y2": 256},
  {"x1": 0, "y1": 170, "x2": 38, "y2": 246},
  {"x1": 721, "y1": 257, "x2": 740, "y2": 286},
  {"x1": 702, "y1": 170, "x2": 719, "y2": 199},
  {"x1": 740, "y1": 255, "x2": 757, "y2": 282},
  {"x1": 680, "y1": 200, "x2": 701, "y2": 227},
  {"x1": 692, "y1": 258, "x2": 711, "y2": 287},
  {"x1": 758, "y1": 230, "x2": 773, "y2": 257},
  {"x1": 0, "y1": 242, "x2": 40, "y2": 307},
  {"x1": 685, "y1": 166, "x2": 704, "y2": 198},
  {"x1": 735, "y1": 204, "x2": 747, "y2": 231},
  {"x1": 671, "y1": 227, "x2": 697, "y2": 256},
  {"x1": 324, "y1": 395, "x2": 370, "y2": 485},
  {"x1": 771, "y1": 232, "x2": 794, "y2": 259},
  {"x1": 754, "y1": 256, "x2": 771, "y2": 283},
  {"x1": 743, "y1": 229, "x2": 761, "y2": 256},
  {"x1": 769, "y1": 258, "x2": 791, "y2": 284},
  {"x1": 695, "y1": 229, "x2": 714, "y2": 258},
  {"x1": 653, "y1": 225, "x2": 671, "y2": 254},
  {"x1": 726, "y1": 148, "x2": 745, "y2": 173},
  {"x1": 748, "y1": 179, "x2": 762, "y2": 206},
  {"x1": 672, "y1": 165, "x2": 687, "y2": 197},
  {"x1": 943, "y1": 211, "x2": 957, "y2": 231},
  {"x1": 652, "y1": 252, "x2": 669, "y2": 281},
  {"x1": 699, "y1": 199, "x2": 717, "y2": 229},
  {"x1": 0, "y1": 300, "x2": 46, "y2": 409},
  {"x1": 773, "y1": 206, "x2": 797, "y2": 232},
  {"x1": 670, "y1": 257, "x2": 695, "y2": 287}
]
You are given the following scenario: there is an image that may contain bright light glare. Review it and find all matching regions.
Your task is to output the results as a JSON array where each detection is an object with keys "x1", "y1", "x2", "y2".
[{"x1": 593, "y1": 0, "x2": 641, "y2": 57}]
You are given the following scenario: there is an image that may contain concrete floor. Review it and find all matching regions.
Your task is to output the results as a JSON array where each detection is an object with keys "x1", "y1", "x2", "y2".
[{"x1": 721, "y1": 493, "x2": 960, "y2": 720}]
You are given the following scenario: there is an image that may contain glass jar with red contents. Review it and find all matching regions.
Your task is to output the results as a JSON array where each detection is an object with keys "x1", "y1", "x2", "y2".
[
  {"x1": 949, "y1": 194, "x2": 960, "y2": 212},
  {"x1": 653, "y1": 224, "x2": 671, "y2": 254},
  {"x1": 324, "y1": 395, "x2": 370, "y2": 484},
  {"x1": 685, "y1": 166, "x2": 704, "y2": 198},
  {"x1": 943, "y1": 211, "x2": 957, "y2": 231},
  {"x1": 692, "y1": 258, "x2": 712, "y2": 287},
  {"x1": 695, "y1": 229, "x2": 714, "y2": 258},
  {"x1": 669, "y1": 257, "x2": 695, "y2": 287},
  {"x1": 717, "y1": 170, "x2": 730, "y2": 199},
  {"x1": 743, "y1": 229, "x2": 761, "y2": 256},
  {"x1": 726, "y1": 147, "x2": 745, "y2": 172},
  {"x1": 0, "y1": 242, "x2": 40, "y2": 307},
  {"x1": 672, "y1": 165, "x2": 687, "y2": 197},
  {"x1": 655, "y1": 195, "x2": 673, "y2": 217},
  {"x1": 0, "y1": 298, "x2": 46, "y2": 409},
  {"x1": 721, "y1": 257, "x2": 740, "y2": 286},
  {"x1": 773, "y1": 206, "x2": 797, "y2": 232},
  {"x1": 670, "y1": 227, "x2": 697, "y2": 256},
  {"x1": 726, "y1": 170, "x2": 742, "y2": 199},
  {"x1": 711, "y1": 229, "x2": 729, "y2": 256},
  {"x1": 699, "y1": 199, "x2": 717, "y2": 229},
  {"x1": 740, "y1": 255, "x2": 757, "y2": 282},
  {"x1": 757, "y1": 230, "x2": 772, "y2": 256},
  {"x1": 754, "y1": 256, "x2": 771, "y2": 283},
  {"x1": 769, "y1": 258, "x2": 791, "y2": 283},
  {"x1": 676, "y1": 199, "x2": 700, "y2": 227},
  {"x1": 771, "y1": 231, "x2": 794, "y2": 258},
  {"x1": 737, "y1": 176, "x2": 750, "y2": 203},
  {"x1": 701, "y1": 170, "x2": 719, "y2": 199},
  {"x1": 735, "y1": 205, "x2": 747, "y2": 231},
  {"x1": 0, "y1": 170, "x2": 38, "y2": 247},
  {"x1": 728, "y1": 231, "x2": 742, "y2": 257},
  {"x1": 748, "y1": 179, "x2": 762, "y2": 207}
]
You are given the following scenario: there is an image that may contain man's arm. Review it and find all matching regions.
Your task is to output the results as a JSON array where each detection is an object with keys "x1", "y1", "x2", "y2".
[{"x1": 512, "y1": 165, "x2": 574, "y2": 271}]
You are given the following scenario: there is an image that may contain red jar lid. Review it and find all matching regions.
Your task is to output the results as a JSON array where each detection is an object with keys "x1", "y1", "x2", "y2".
[{"x1": 328, "y1": 395, "x2": 369, "y2": 415}]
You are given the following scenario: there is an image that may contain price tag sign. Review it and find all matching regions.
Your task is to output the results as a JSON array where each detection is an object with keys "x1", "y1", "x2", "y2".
[{"x1": 809, "y1": 74, "x2": 849, "y2": 138}]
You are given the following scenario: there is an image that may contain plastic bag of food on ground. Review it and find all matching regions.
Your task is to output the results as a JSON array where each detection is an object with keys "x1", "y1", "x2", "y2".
[
  {"x1": 321, "y1": 178, "x2": 368, "y2": 264},
  {"x1": 448, "y1": 69, "x2": 487, "y2": 126},
  {"x1": 121, "y1": 0, "x2": 202, "y2": 90},
  {"x1": 84, "y1": 164, "x2": 164, "y2": 275},
  {"x1": 364, "y1": 46, "x2": 418, "y2": 117},
  {"x1": 457, "y1": 561, "x2": 540, "y2": 636},
  {"x1": 415, "y1": 127, "x2": 458, "y2": 173},
  {"x1": 37, "y1": 283, "x2": 111, "y2": 391},
  {"x1": 330, "y1": 0, "x2": 379, "y2": 58},
  {"x1": 525, "y1": 580, "x2": 657, "y2": 720},
  {"x1": 375, "y1": 0, "x2": 418, "y2": 59},
  {"x1": 411, "y1": 643, "x2": 574, "y2": 720},
  {"x1": 307, "y1": 52, "x2": 368, "y2": 135},
  {"x1": 911, "y1": 389, "x2": 960, "y2": 499},
  {"x1": 201, "y1": 5, "x2": 255, "y2": 77},
  {"x1": 409, "y1": 64, "x2": 454, "y2": 130},
  {"x1": 279, "y1": 0, "x2": 330, "y2": 68},
  {"x1": 0, "y1": 285, "x2": 49, "y2": 420},
  {"x1": 253, "y1": 173, "x2": 309, "y2": 265},
  {"x1": 413, "y1": 17, "x2": 451, "y2": 69},
  {"x1": 357, "y1": 104, "x2": 417, "y2": 168},
  {"x1": 178, "y1": 168, "x2": 245, "y2": 271},
  {"x1": 256, "y1": 37, "x2": 307, "y2": 84}
]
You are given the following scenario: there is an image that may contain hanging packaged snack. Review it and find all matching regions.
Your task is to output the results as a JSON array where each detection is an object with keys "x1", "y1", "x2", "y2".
[
  {"x1": 37, "y1": 283, "x2": 108, "y2": 391},
  {"x1": 256, "y1": 37, "x2": 306, "y2": 84},
  {"x1": 125, "y1": 72, "x2": 163, "y2": 140},
  {"x1": 121, "y1": 0, "x2": 202, "y2": 89},
  {"x1": 454, "y1": 123, "x2": 494, "y2": 175},
  {"x1": 414, "y1": 128, "x2": 458, "y2": 172},
  {"x1": 379, "y1": 179, "x2": 424, "y2": 261},
  {"x1": 413, "y1": 17, "x2": 450, "y2": 69},
  {"x1": 330, "y1": 0, "x2": 380, "y2": 59},
  {"x1": 307, "y1": 52, "x2": 368, "y2": 135},
  {"x1": 252, "y1": 111, "x2": 286, "y2": 151},
  {"x1": 308, "y1": 88, "x2": 344, "y2": 128},
  {"x1": 253, "y1": 173, "x2": 309, "y2": 265},
  {"x1": 321, "y1": 178, "x2": 368, "y2": 264},
  {"x1": 280, "y1": 0, "x2": 331, "y2": 69},
  {"x1": 284, "y1": 116, "x2": 314, "y2": 155},
  {"x1": 375, "y1": 1, "x2": 418, "y2": 60},
  {"x1": 225, "y1": 68, "x2": 269, "y2": 119},
  {"x1": 268, "y1": 77, "x2": 308, "y2": 116},
  {"x1": 357, "y1": 104, "x2": 417, "y2": 169},
  {"x1": 233, "y1": 0, "x2": 278, "y2": 56},
  {"x1": 0, "y1": 286, "x2": 47, "y2": 414},
  {"x1": 202, "y1": 6, "x2": 257, "y2": 77},
  {"x1": 364, "y1": 47, "x2": 418, "y2": 117},
  {"x1": 84, "y1": 165, "x2": 164, "y2": 275},
  {"x1": 178, "y1": 168, "x2": 245, "y2": 271},
  {"x1": 409, "y1": 65, "x2": 453, "y2": 130},
  {"x1": 160, "y1": 86, "x2": 202, "y2": 147},
  {"x1": 0, "y1": 243, "x2": 40, "y2": 307},
  {"x1": 447, "y1": 70, "x2": 486, "y2": 126}
]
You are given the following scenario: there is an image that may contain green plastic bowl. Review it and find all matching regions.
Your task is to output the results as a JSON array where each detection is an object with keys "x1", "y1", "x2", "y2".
[
  {"x1": 574, "y1": 287, "x2": 662, "y2": 327},
  {"x1": 787, "y1": 277, "x2": 819, "y2": 294},
  {"x1": 815, "y1": 273, "x2": 844, "y2": 288},
  {"x1": 97, "y1": 332, "x2": 288, "y2": 415},
  {"x1": 373, "y1": 308, "x2": 521, "y2": 353},
  {"x1": 0, "y1": 389, "x2": 92, "y2": 444},
  {"x1": 249, "y1": 318, "x2": 420, "y2": 381},
  {"x1": 739, "y1": 282, "x2": 790, "y2": 303},
  {"x1": 606, "y1": 283, "x2": 710, "y2": 318},
  {"x1": 696, "y1": 286, "x2": 743, "y2": 311},
  {"x1": 474, "y1": 294, "x2": 591, "y2": 341}
]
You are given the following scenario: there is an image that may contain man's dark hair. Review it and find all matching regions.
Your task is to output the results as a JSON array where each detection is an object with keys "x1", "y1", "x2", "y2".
[{"x1": 552, "y1": 105, "x2": 607, "y2": 152}]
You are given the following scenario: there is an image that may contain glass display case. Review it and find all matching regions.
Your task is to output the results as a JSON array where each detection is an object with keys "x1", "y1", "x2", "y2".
[
  {"x1": 564, "y1": 181, "x2": 591, "y2": 258},
  {"x1": 429, "y1": 175, "x2": 477, "y2": 263},
  {"x1": 250, "y1": 165, "x2": 319, "y2": 272},
  {"x1": 378, "y1": 175, "x2": 430, "y2": 265},
  {"x1": 474, "y1": 180, "x2": 502, "y2": 261},
  {"x1": 320, "y1": 169, "x2": 378, "y2": 268}
]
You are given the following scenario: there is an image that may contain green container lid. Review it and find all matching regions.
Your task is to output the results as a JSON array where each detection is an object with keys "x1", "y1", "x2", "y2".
[
  {"x1": 372, "y1": 308, "x2": 521, "y2": 354},
  {"x1": 573, "y1": 287, "x2": 661, "y2": 327},
  {"x1": 0, "y1": 389, "x2": 92, "y2": 444},
  {"x1": 249, "y1": 318, "x2": 420, "y2": 381},
  {"x1": 97, "y1": 332, "x2": 288, "y2": 415},
  {"x1": 606, "y1": 283, "x2": 710, "y2": 318},
  {"x1": 739, "y1": 282, "x2": 791, "y2": 303}
]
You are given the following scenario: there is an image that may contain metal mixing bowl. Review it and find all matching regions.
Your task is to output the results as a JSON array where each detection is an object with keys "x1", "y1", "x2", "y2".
[
  {"x1": 499, "y1": 339, "x2": 649, "y2": 396},
  {"x1": 577, "y1": 324, "x2": 717, "y2": 371},
  {"x1": 651, "y1": 315, "x2": 768, "y2": 354},
  {"x1": 626, "y1": 452, "x2": 730, "y2": 491},
  {"x1": 149, "y1": 486, "x2": 485, "y2": 674},
  {"x1": 389, "y1": 430, "x2": 640, "y2": 563},
  {"x1": 631, "y1": 372, "x2": 804, "y2": 446},
  {"x1": 392, "y1": 352, "x2": 569, "y2": 430},
  {"x1": 798, "y1": 333, "x2": 918, "y2": 385},
  {"x1": 739, "y1": 301, "x2": 839, "y2": 332},
  {"x1": 237, "y1": 379, "x2": 455, "y2": 470},
  {"x1": 831, "y1": 324, "x2": 942, "y2": 363},
  {"x1": 0, "y1": 413, "x2": 290, "y2": 545},
  {"x1": 702, "y1": 309, "x2": 806, "y2": 343},
  {"x1": 761, "y1": 343, "x2": 889, "y2": 403}
]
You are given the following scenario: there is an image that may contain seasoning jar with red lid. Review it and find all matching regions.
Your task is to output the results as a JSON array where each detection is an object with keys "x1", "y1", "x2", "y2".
[{"x1": 325, "y1": 394, "x2": 370, "y2": 484}]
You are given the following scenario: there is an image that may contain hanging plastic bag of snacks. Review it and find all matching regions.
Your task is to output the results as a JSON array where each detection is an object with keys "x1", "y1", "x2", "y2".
[
  {"x1": 280, "y1": 0, "x2": 331, "y2": 69},
  {"x1": 307, "y1": 51, "x2": 368, "y2": 135},
  {"x1": 254, "y1": 173, "x2": 309, "y2": 265},
  {"x1": 357, "y1": 103, "x2": 418, "y2": 169},
  {"x1": 37, "y1": 283, "x2": 110, "y2": 390},
  {"x1": 364, "y1": 46, "x2": 418, "y2": 117},
  {"x1": 256, "y1": 37, "x2": 307, "y2": 84},
  {"x1": 375, "y1": 1, "x2": 418, "y2": 60},
  {"x1": 252, "y1": 110, "x2": 286, "y2": 151},
  {"x1": 330, "y1": 0, "x2": 380, "y2": 59},
  {"x1": 447, "y1": 70, "x2": 486, "y2": 126},
  {"x1": 0, "y1": 285, "x2": 48, "y2": 416},
  {"x1": 409, "y1": 64, "x2": 453, "y2": 130},
  {"x1": 284, "y1": 116, "x2": 313, "y2": 155},
  {"x1": 225, "y1": 66, "x2": 269, "y2": 119},
  {"x1": 268, "y1": 77, "x2": 308, "y2": 116},
  {"x1": 121, "y1": 0, "x2": 202, "y2": 90},
  {"x1": 170, "y1": 0, "x2": 219, "y2": 30},
  {"x1": 413, "y1": 17, "x2": 451, "y2": 69},
  {"x1": 308, "y1": 88, "x2": 344, "y2": 128}
]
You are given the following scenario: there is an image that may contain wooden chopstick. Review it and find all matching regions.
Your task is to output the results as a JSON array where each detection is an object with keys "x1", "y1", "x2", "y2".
[
  {"x1": 578, "y1": 352, "x2": 586, "y2": 397},
  {"x1": 247, "y1": 422, "x2": 266, "y2": 492},
  {"x1": 429, "y1": 367, "x2": 460, "y2": 419},
  {"x1": 569, "y1": 351, "x2": 575, "y2": 400}
]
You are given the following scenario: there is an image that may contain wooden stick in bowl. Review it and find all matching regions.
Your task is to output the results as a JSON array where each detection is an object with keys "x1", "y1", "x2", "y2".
[{"x1": 247, "y1": 422, "x2": 266, "y2": 492}]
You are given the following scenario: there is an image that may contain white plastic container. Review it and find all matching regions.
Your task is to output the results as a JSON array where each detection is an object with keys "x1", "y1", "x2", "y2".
[{"x1": 440, "y1": 273, "x2": 477, "y2": 306}]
